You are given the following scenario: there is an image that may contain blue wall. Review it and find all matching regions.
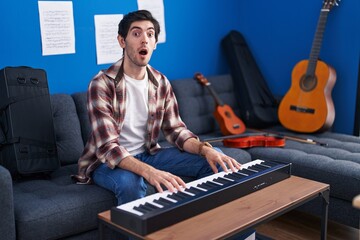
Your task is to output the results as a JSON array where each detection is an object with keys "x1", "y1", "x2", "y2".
[{"x1": 1, "y1": 0, "x2": 359, "y2": 134}]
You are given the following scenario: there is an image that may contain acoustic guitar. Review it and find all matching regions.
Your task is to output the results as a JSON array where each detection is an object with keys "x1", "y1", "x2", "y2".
[
  {"x1": 194, "y1": 73, "x2": 246, "y2": 135},
  {"x1": 278, "y1": 0, "x2": 339, "y2": 133}
]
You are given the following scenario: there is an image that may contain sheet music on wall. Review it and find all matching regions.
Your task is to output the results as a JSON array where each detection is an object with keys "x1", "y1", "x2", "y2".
[
  {"x1": 38, "y1": 1, "x2": 75, "y2": 56},
  {"x1": 94, "y1": 14, "x2": 123, "y2": 65},
  {"x1": 137, "y1": 0, "x2": 166, "y2": 43}
]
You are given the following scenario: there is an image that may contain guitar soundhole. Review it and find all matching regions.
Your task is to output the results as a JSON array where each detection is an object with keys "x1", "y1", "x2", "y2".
[
  {"x1": 300, "y1": 75, "x2": 317, "y2": 92},
  {"x1": 225, "y1": 111, "x2": 232, "y2": 118}
]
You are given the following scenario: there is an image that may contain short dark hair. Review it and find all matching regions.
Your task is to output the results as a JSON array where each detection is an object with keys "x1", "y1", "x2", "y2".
[{"x1": 118, "y1": 10, "x2": 161, "y2": 42}]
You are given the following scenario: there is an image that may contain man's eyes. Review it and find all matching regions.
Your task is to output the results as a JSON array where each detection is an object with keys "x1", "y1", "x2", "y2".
[{"x1": 132, "y1": 31, "x2": 155, "y2": 38}]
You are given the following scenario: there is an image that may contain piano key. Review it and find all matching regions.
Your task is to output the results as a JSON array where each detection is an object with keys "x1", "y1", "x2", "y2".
[
  {"x1": 260, "y1": 161, "x2": 278, "y2": 167},
  {"x1": 233, "y1": 171, "x2": 248, "y2": 177},
  {"x1": 192, "y1": 185, "x2": 207, "y2": 192},
  {"x1": 212, "y1": 177, "x2": 233, "y2": 184},
  {"x1": 128, "y1": 207, "x2": 145, "y2": 216},
  {"x1": 196, "y1": 183, "x2": 213, "y2": 190},
  {"x1": 144, "y1": 202, "x2": 160, "y2": 210},
  {"x1": 133, "y1": 205, "x2": 151, "y2": 214},
  {"x1": 247, "y1": 166, "x2": 260, "y2": 172},
  {"x1": 167, "y1": 193, "x2": 184, "y2": 201},
  {"x1": 163, "y1": 196, "x2": 177, "y2": 203},
  {"x1": 176, "y1": 191, "x2": 193, "y2": 198},
  {"x1": 148, "y1": 201, "x2": 163, "y2": 208},
  {"x1": 185, "y1": 187, "x2": 206, "y2": 194},
  {"x1": 180, "y1": 190, "x2": 196, "y2": 197},
  {"x1": 154, "y1": 197, "x2": 173, "y2": 206},
  {"x1": 140, "y1": 204, "x2": 155, "y2": 211},
  {"x1": 240, "y1": 169, "x2": 256, "y2": 175},
  {"x1": 249, "y1": 164, "x2": 268, "y2": 171},
  {"x1": 198, "y1": 181, "x2": 220, "y2": 190},
  {"x1": 224, "y1": 173, "x2": 244, "y2": 180}
]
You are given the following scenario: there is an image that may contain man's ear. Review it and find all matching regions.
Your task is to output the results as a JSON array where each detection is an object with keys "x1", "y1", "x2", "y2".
[{"x1": 118, "y1": 35, "x2": 126, "y2": 48}]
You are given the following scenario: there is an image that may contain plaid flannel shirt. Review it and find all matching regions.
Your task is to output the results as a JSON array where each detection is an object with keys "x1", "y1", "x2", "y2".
[{"x1": 73, "y1": 59, "x2": 197, "y2": 184}]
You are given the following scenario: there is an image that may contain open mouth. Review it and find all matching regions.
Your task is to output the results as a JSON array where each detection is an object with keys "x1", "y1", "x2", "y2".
[{"x1": 139, "y1": 49, "x2": 148, "y2": 56}]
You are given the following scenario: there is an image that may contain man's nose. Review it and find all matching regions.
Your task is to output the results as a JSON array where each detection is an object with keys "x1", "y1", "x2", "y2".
[{"x1": 141, "y1": 35, "x2": 148, "y2": 44}]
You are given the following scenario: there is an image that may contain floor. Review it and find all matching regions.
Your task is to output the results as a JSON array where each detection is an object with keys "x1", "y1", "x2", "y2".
[{"x1": 255, "y1": 210, "x2": 359, "y2": 240}]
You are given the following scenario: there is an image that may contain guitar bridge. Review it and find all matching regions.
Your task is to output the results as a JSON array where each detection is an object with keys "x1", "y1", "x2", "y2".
[{"x1": 290, "y1": 105, "x2": 315, "y2": 114}]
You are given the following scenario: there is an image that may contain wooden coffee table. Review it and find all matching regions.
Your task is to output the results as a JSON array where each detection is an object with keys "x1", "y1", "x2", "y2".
[{"x1": 98, "y1": 176, "x2": 330, "y2": 240}]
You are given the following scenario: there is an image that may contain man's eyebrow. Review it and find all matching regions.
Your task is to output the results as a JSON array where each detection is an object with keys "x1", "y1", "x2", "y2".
[{"x1": 129, "y1": 26, "x2": 155, "y2": 31}]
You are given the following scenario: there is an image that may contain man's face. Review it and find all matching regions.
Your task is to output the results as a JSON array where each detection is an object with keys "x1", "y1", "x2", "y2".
[{"x1": 118, "y1": 20, "x2": 158, "y2": 68}]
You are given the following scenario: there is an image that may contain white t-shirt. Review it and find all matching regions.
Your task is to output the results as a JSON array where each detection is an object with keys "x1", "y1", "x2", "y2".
[{"x1": 119, "y1": 72, "x2": 149, "y2": 156}]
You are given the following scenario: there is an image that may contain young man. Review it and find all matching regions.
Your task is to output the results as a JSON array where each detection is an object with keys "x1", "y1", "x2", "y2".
[{"x1": 73, "y1": 10, "x2": 241, "y2": 205}]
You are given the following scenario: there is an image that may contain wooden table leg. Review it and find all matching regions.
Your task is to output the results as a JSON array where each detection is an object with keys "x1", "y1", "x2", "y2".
[{"x1": 320, "y1": 189, "x2": 329, "y2": 240}]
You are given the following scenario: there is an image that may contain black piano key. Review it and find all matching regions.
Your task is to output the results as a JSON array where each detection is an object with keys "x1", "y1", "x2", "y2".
[
  {"x1": 198, "y1": 181, "x2": 220, "y2": 190},
  {"x1": 144, "y1": 202, "x2": 160, "y2": 210},
  {"x1": 247, "y1": 166, "x2": 260, "y2": 172},
  {"x1": 225, "y1": 173, "x2": 244, "y2": 180},
  {"x1": 185, "y1": 187, "x2": 205, "y2": 194},
  {"x1": 197, "y1": 182, "x2": 214, "y2": 190},
  {"x1": 259, "y1": 163, "x2": 271, "y2": 169},
  {"x1": 253, "y1": 164, "x2": 269, "y2": 171},
  {"x1": 213, "y1": 177, "x2": 233, "y2": 184},
  {"x1": 154, "y1": 197, "x2": 173, "y2": 206},
  {"x1": 167, "y1": 193, "x2": 184, "y2": 201},
  {"x1": 177, "y1": 191, "x2": 192, "y2": 198},
  {"x1": 240, "y1": 169, "x2": 256, "y2": 175},
  {"x1": 133, "y1": 205, "x2": 151, "y2": 214},
  {"x1": 207, "y1": 181, "x2": 222, "y2": 187},
  {"x1": 233, "y1": 172, "x2": 247, "y2": 178},
  {"x1": 261, "y1": 161, "x2": 278, "y2": 167},
  {"x1": 140, "y1": 204, "x2": 156, "y2": 212}
]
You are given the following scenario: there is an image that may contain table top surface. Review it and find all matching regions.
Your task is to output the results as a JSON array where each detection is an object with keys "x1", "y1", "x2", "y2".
[{"x1": 98, "y1": 175, "x2": 329, "y2": 240}]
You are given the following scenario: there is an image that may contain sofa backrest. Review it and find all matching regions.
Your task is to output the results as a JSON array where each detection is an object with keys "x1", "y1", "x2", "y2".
[
  {"x1": 51, "y1": 94, "x2": 84, "y2": 166},
  {"x1": 171, "y1": 74, "x2": 241, "y2": 135},
  {"x1": 71, "y1": 92, "x2": 91, "y2": 145}
]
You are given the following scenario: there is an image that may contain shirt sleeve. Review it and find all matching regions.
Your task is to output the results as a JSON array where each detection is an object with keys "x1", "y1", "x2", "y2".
[{"x1": 87, "y1": 75, "x2": 130, "y2": 168}]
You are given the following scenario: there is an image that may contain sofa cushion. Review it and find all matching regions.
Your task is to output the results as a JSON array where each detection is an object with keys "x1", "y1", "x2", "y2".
[
  {"x1": 13, "y1": 164, "x2": 117, "y2": 240},
  {"x1": 246, "y1": 126, "x2": 360, "y2": 202},
  {"x1": 51, "y1": 94, "x2": 84, "y2": 166}
]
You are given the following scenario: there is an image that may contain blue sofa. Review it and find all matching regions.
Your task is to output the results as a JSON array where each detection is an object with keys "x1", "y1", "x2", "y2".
[{"x1": 0, "y1": 74, "x2": 359, "y2": 240}]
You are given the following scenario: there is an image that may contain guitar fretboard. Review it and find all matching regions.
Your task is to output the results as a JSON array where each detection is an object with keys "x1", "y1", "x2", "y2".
[
  {"x1": 205, "y1": 82, "x2": 224, "y2": 106},
  {"x1": 307, "y1": 8, "x2": 330, "y2": 76}
]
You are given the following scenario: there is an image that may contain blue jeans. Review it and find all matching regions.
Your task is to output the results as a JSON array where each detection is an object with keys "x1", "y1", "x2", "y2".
[{"x1": 93, "y1": 147, "x2": 221, "y2": 205}]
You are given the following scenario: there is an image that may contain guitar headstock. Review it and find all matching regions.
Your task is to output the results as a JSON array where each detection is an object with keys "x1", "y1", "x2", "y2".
[
  {"x1": 194, "y1": 72, "x2": 210, "y2": 86},
  {"x1": 323, "y1": 0, "x2": 340, "y2": 10}
]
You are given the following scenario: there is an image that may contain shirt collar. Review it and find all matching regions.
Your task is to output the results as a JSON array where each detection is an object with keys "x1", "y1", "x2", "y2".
[{"x1": 104, "y1": 58, "x2": 160, "y2": 88}]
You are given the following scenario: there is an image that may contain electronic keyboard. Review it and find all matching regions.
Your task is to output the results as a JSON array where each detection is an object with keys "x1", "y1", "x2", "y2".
[{"x1": 111, "y1": 159, "x2": 291, "y2": 235}]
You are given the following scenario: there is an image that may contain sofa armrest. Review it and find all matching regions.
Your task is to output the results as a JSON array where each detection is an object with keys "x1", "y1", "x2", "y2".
[{"x1": 0, "y1": 165, "x2": 16, "y2": 240}]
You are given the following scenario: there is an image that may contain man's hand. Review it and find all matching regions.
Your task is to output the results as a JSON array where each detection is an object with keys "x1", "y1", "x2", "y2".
[
  {"x1": 118, "y1": 156, "x2": 186, "y2": 193},
  {"x1": 183, "y1": 138, "x2": 242, "y2": 174},
  {"x1": 143, "y1": 168, "x2": 187, "y2": 193},
  {"x1": 203, "y1": 147, "x2": 242, "y2": 173}
]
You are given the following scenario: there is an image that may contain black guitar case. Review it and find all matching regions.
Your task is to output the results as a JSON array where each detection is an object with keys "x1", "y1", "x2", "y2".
[
  {"x1": 0, "y1": 66, "x2": 59, "y2": 178},
  {"x1": 221, "y1": 30, "x2": 279, "y2": 128}
]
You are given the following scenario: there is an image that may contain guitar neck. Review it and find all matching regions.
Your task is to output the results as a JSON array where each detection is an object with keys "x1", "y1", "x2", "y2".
[
  {"x1": 205, "y1": 83, "x2": 224, "y2": 106},
  {"x1": 307, "y1": 8, "x2": 330, "y2": 76}
]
